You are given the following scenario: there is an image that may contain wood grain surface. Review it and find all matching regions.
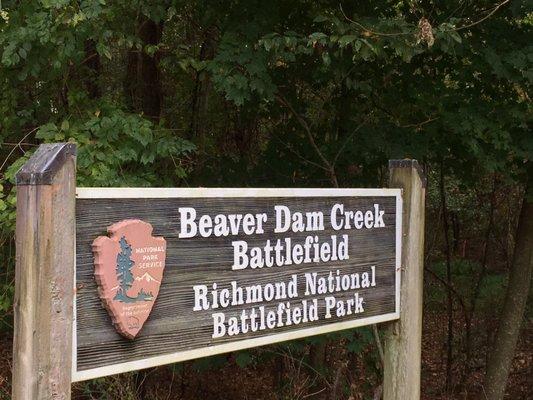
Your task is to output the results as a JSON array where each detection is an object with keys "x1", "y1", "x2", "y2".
[
  {"x1": 75, "y1": 194, "x2": 399, "y2": 378},
  {"x1": 13, "y1": 149, "x2": 76, "y2": 399},
  {"x1": 384, "y1": 161, "x2": 425, "y2": 400}
]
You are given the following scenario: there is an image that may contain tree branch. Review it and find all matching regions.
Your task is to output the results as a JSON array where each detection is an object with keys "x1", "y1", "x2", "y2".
[
  {"x1": 332, "y1": 119, "x2": 367, "y2": 166},
  {"x1": 457, "y1": 0, "x2": 510, "y2": 30},
  {"x1": 275, "y1": 93, "x2": 339, "y2": 187},
  {"x1": 0, "y1": 127, "x2": 39, "y2": 174},
  {"x1": 339, "y1": 4, "x2": 414, "y2": 37}
]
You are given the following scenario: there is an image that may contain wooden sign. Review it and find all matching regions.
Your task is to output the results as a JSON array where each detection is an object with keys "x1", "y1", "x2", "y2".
[
  {"x1": 73, "y1": 188, "x2": 402, "y2": 381},
  {"x1": 13, "y1": 144, "x2": 426, "y2": 400}
]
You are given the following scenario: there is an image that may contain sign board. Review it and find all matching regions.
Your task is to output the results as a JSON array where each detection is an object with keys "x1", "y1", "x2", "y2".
[{"x1": 73, "y1": 188, "x2": 402, "y2": 381}]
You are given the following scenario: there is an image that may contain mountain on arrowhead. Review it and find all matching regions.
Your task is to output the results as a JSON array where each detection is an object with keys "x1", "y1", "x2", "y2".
[{"x1": 135, "y1": 272, "x2": 160, "y2": 284}]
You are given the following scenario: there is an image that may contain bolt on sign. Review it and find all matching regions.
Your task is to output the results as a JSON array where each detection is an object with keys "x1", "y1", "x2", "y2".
[{"x1": 74, "y1": 187, "x2": 402, "y2": 381}]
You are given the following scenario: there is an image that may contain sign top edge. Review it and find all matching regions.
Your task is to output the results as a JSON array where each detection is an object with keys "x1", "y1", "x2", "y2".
[{"x1": 76, "y1": 187, "x2": 401, "y2": 199}]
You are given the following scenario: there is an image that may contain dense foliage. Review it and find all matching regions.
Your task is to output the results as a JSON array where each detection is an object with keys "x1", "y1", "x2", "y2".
[{"x1": 0, "y1": 1, "x2": 531, "y2": 399}]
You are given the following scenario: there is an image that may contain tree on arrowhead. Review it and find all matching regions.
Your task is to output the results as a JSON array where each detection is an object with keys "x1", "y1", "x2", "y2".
[{"x1": 115, "y1": 236, "x2": 135, "y2": 301}]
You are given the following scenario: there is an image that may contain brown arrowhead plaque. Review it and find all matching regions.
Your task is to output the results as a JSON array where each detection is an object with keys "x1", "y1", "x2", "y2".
[{"x1": 92, "y1": 219, "x2": 166, "y2": 339}]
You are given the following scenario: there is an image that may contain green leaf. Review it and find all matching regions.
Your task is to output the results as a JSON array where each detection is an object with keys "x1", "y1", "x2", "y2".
[
  {"x1": 449, "y1": 30, "x2": 462, "y2": 43},
  {"x1": 36, "y1": 123, "x2": 59, "y2": 140},
  {"x1": 308, "y1": 32, "x2": 327, "y2": 45},
  {"x1": 313, "y1": 15, "x2": 329, "y2": 23},
  {"x1": 235, "y1": 351, "x2": 253, "y2": 368},
  {"x1": 338, "y1": 34, "x2": 358, "y2": 48},
  {"x1": 321, "y1": 51, "x2": 331, "y2": 66}
]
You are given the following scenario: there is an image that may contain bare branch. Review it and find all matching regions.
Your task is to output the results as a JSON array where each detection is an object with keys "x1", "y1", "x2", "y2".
[
  {"x1": 457, "y1": 0, "x2": 510, "y2": 30},
  {"x1": 275, "y1": 93, "x2": 339, "y2": 187},
  {"x1": 339, "y1": 4, "x2": 414, "y2": 37},
  {"x1": 0, "y1": 127, "x2": 39, "y2": 174},
  {"x1": 273, "y1": 135, "x2": 330, "y2": 172},
  {"x1": 399, "y1": 116, "x2": 439, "y2": 129},
  {"x1": 332, "y1": 119, "x2": 367, "y2": 166}
]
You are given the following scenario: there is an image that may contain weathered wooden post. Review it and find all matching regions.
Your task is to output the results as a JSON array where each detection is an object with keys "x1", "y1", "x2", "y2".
[
  {"x1": 383, "y1": 160, "x2": 426, "y2": 400},
  {"x1": 13, "y1": 143, "x2": 76, "y2": 400}
]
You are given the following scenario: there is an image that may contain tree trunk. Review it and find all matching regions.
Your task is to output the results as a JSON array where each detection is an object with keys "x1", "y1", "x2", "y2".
[
  {"x1": 124, "y1": 47, "x2": 139, "y2": 111},
  {"x1": 83, "y1": 39, "x2": 101, "y2": 99},
  {"x1": 440, "y1": 164, "x2": 454, "y2": 393},
  {"x1": 308, "y1": 340, "x2": 327, "y2": 399},
  {"x1": 462, "y1": 174, "x2": 497, "y2": 387},
  {"x1": 189, "y1": 27, "x2": 217, "y2": 181},
  {"x1": 139, "y1": 18, "x2": 163, "y2": 121},
  {"x1": 189, "y1": 27, "x2": 217, "y2": 147},
  {"x1": 124, "y1": 16, "x2": 163, "y2": 122},
  {"x1": 483, "y1": 173, "x2": 533, "y2": 400}
]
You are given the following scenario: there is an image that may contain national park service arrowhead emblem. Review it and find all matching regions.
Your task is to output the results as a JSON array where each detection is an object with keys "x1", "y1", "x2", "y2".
[{"x1": 92, "y1": 219, "x2": 166, "y2": 339}]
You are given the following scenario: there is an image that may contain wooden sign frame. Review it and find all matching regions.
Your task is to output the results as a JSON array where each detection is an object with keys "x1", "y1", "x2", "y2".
[
  {"x1": 72, "y1": 187, "x2": 402, "y2": 382},
  {"x1": 12, "y1": 143, "x2": 425, "y2": 400}
]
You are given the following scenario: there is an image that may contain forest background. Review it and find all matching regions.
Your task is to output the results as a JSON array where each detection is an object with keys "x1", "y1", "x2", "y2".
[{"x1": 0, "y1": 1, "x2": 531, "y2": 399}]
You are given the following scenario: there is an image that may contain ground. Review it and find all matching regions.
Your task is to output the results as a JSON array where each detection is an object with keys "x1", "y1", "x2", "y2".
[{"x1": 0, "y1": 309, "x2": 530, "y2": 399}]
